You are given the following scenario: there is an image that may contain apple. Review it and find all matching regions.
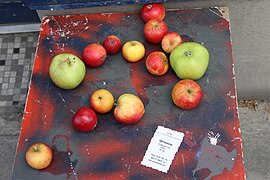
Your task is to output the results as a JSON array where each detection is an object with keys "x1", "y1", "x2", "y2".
[
  {"x1": 82, "y1": 43, "x2": 107, "y2": 67},
  {"x1": 145, "y1": 51, "x2": 169, "y2": 76},
  {"x1": 25, "y1": 142, "x2": 53, "y2": 170},
  {"x1": 140, "y1": 3, "x2": 166, "y2": 22},
  {"x1": 122, "y1": 40, "x2": 145, "y2": 62},
  {"x1": 103, "y1": 35, "x2": 122, "y2": 55},
  {"x1": 72, "y1": 107, "x2": 98, "y2": 132},
  {"x1": 90, "y1": 89, "x2": 114, "y2": 113},
  {"x1": 144, "y1": 19, "x2": 168, "y2": 44},
  {"x1": 49, "y1": 53, "x2": 86, "y2": 90},
  {"x1": 161, "y1": 32, "x2": 183, "y2": 54},
  {"x1": 170, "y1": 42, "x2": 209, "y2": 80},
  {"x1": 171, "y1": 79, "x2": 203, "y2": 109},
  {"x1": 114, "y1": 94, "x2": 145, "y2": 124}
]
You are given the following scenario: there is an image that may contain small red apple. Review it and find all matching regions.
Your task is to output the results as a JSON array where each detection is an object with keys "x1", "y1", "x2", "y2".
[
  {"x1": 114, "y1": 94, "x2": 145, "y2": 124},
  {"x1": 25, "y1": 142, "x2": 53, "y2": 170},
  {"x1": 103, "y1": 35, "x2": 122, "y2": 54},
  {"x1": 144, "y1": 19, "x2": 168, "y2": 44},
  {"x1": 145, "y1": 51, "x2": 169, "y2": 76},
  {"x1": 82, "y1": 44, "x2": 107, "y2": 67},
  {"x1": 72, "y1": 107, "x2": 98, "y2": 132},
  {"x1": 161, "y1": 32, "x2": 183, "y2": 54},
  {"x1": 171, "y1": 79, "x2": 203, "y2": 109},
  {"x1": 140, "y1": 3, "x2": 166, "y2": 22}
]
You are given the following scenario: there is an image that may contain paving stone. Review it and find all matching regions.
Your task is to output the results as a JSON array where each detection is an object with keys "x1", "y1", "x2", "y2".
[
  {"x1": 240, "y1": 101, "x2": 270, "y2": 179},
  {"x1": 0, "y1": 116, "x2": 21, "y2": 136},
  {"x1": 0, "y1": 136, "x2": 19, "y2": 180}
]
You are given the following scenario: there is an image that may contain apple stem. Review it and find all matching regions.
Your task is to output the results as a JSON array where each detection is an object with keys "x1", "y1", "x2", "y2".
[
  {"x1": 98, "y1": 95, "x2": 102, "y2": 100},
  {"x1": 110, "y1": 40, "x2": 115, "y2": 45},
  {"x1": 33, "y1": 146, "x2": 39, "y2": 152},
  {"x1": 66, "y1": 57, "x2": 71, "y2": 64},
  {"x1": 147, "y1": 5, "x2": 152, "y2": 9},
  {"x1": 66, "y1": 57, "x2": 76, "y2": 64}
]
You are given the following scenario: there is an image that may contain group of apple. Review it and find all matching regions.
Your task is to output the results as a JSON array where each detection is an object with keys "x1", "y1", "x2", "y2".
[
  {"x1": 25, "y1": 3, "x2": 210, "y2": 170},
  {"x1": 140, "y1": 3, "x2": 209, "y2": 110}
]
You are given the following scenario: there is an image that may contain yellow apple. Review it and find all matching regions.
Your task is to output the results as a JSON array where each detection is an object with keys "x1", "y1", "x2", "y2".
[
  {"x1": 90, "y1": 89, "x2": 115, "y2": 113},
  {"x1": 114, "y1": 94, "x2": 145, "y2": 124},
  {"x1": 122, "y1": 40, "x2": 145, "y2": 62},
  {"x1": 25, "y1": 142, "x2": 53, "y2": 170}
]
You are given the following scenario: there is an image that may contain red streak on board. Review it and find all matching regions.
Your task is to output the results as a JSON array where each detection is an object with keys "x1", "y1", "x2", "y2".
[
  {"x1": 17, "y1": 83, "x2": 55, "y2": 152},
  {"x1": 79, "y1": 139, "x2": 131, "y2": 162}
]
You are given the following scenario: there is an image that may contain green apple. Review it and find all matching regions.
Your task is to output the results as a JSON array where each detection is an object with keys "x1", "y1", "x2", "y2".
[
  {"x1": 49, "y1": 53, "x2": 86, "y2": 89},
  {"x1": 170, "y1": 42, "x2": 209, "y2": 80}
]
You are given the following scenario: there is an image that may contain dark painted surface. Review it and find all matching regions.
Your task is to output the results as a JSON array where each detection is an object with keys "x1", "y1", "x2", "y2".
[
  {"x1": 0, "y1": 1, "x2": 40, "y2": 24},
  {"x1": 12, "y1": 8, "x2": 245, "y2": 179},
  {"x1": 22, "y1": 0, "x2": 191, "y2": 10}
]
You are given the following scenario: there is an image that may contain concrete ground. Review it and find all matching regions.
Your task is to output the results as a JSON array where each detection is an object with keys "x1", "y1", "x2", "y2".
[{"x1": 0, "y1": 101, "x2": 269, "y2": 179}]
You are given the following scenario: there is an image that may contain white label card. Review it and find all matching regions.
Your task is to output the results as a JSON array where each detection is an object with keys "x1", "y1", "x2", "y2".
[{"x1": 141, "y1": 126, "x2": 185, "y2": 173}]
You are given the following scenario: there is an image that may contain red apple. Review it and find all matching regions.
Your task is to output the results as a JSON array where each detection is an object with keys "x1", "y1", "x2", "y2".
[
  {"x1": 146, "y1": 51, "x2": 169, "y2": 76},
  {"x1": 140, "y1": 3, "x2": 166, "y2": 22},
  {"x1": 103, "y1": 35, "x2": 122, "y2": 54},
  {"x1": 82, "y1": 44, "x2": 107, "y2": 67},
  {"x1": 72, "y1": 107, "x2": 98, "y2": 132},
  {"x1": 171, "y1": 79, "x2": 203, "y2": 109},
  {"x1": 25, "y1": 142, "x2": 53, "y2": 170},
  {"x1": 144, "y1": 19, "x2": 168, "y2": 44},
  {"x1": 161, "y1": 32, "x2": 183, "y2": 54},
  {"x1": 90, "y1": 89, "x2": 114, "y2": 114},
  {"x1": 114, "y1": 94, "x2": 145, "y2": 124}
]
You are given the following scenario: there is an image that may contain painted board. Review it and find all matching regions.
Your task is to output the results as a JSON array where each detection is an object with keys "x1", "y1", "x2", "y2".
[{"x1": 12, "y1": 7, "x2": 245, "y2": 180}]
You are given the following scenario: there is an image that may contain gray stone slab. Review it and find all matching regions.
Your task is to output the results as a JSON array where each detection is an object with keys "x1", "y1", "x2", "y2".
[
  {"x1": 0, "y1": 136, "x2": 19, "y2": 180},
  {"x1": 0, "y1": 116, "x2": 21, "y2": 136},
  {"x1": 240, "y1": 101, "x2": 270, "y2": 179}
]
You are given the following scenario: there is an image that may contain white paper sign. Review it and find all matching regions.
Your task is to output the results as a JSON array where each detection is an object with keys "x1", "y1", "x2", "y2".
[{"x1": 141, "y1": 126, "x2": 185, "y2": 173}]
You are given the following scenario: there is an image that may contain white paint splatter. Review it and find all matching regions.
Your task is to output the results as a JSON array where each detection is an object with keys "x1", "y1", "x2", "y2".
[{"x1": 207, "y1": 131, "x2": 220, "y2": 145}]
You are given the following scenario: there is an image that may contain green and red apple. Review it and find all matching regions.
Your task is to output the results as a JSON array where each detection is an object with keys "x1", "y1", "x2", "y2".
[
  {"x1": 172, "y1": 79, "x2": 203, "y2": 109},
  {"x1": 170, "y1": 42, "x2": 209, "y2": 80},
  {"x1": 145, "y1": 51, "x2": 169, "y2": 76},
  {"x1": 161, "y1": 32, "x2": 182, "y2": 54},
  {"x1": 25, "y1": 142, "x2": 53, "y2": 170},
  {"x1": 114, "y1": 94, "x2": 145, "y2": 124},
  {"x1": 144, "y1": 19, "x2": 168, "y2": 44}
]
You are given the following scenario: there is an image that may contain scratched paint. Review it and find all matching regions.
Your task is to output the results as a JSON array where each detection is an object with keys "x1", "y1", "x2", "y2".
[{"x1": 12, "y1": 7, "x2": 245, "y2": 179}]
